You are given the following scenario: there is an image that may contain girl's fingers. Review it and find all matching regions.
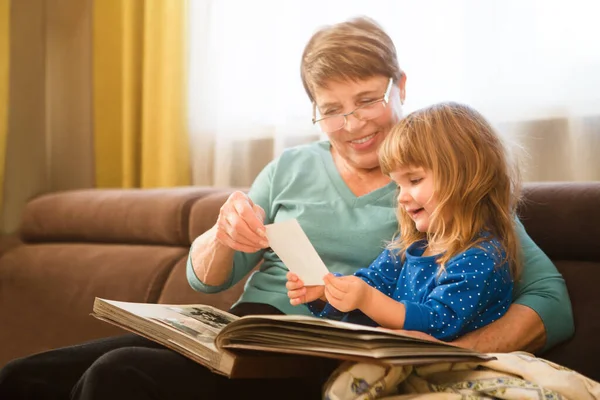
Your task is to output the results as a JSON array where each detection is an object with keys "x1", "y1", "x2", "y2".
[
  {"x1": 290, "y1": 297, "x2": 304, "y2": 306},
  {"x1": 324, "y1": 274, "x2": 349, "y2": 292},
  {"x1": 324, "y1": 282, "x2": 345, "y2": 302},
  {"x1": 286, "y1": 278, "x2": 304, "y2": 291},
  {"x1": 287, "y1": 288, "x2": 307, "y2": 301}
]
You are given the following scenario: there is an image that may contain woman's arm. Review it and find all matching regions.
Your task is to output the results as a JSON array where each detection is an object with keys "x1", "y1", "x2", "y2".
[
  {"x1": 397, "y1": 304, "x2": 546, "y2": 353},
  {"x1": 189, "y1": 225, "x2": 237, "y2": 287},
  {"x1": 187, "y1": 161, "x2": 276, "y2": 293},
  {"x1": 189, "y1": 191, "x2": 267, "y2": 287},
  {"x1": 452, "y1": 303, "x2": 546, "y2": 353}
]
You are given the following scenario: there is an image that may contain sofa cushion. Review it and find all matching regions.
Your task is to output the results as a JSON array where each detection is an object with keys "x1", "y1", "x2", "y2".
[{"x1": 20, "y1": 187, "x2": 224, "y2": 246}]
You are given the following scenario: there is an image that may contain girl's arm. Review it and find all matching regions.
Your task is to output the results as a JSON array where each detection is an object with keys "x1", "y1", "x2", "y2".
[
  {"x1": 322, "y1": 274, "x2": 407, "y2": 328},
  {"x1": 451, "y1": 219, "x2": 573, "y2": 354},
  {"x1": 315, "y1": 248, "x2": 401, "y2": 320},
  {"x1": 397, "y1": 304, "x2": 545, "y2": 352},
  {"x1": 398, "y1": 248, "x2": 512, "y2": 341},
  {"x1": 360, "y1": 286, "x2": 407, "y2": 329}
]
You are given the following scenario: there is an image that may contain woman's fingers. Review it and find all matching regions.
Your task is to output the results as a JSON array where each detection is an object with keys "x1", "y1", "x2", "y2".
[
  {"x1": 214, "y1": 229, "x2": 262, "y2": 253},
  {"x1": 252, "y1": 203, "x2": 266, "y2": 224},
  {"x1": 223, "y1": 211, "x2": 265, "y2": 246},
  {"x1": 216, "y1": 191, "x2": 268, "y2": 252},
  {"x1": 217, "y1": 215, "x2": 259, "y2": 251},
  {"x1": 233, "y1": 196, "x2": 267, "y2": 236}
]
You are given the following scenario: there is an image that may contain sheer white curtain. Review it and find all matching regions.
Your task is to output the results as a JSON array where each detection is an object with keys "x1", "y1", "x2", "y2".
[{"x1": 188, "y1": 0, "x2": 600, "y2": 187}]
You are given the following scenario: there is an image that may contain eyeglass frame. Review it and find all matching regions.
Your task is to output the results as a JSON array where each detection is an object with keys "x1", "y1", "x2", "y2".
[{"x1": 311, "y1": 77, "x2": 394, "y2": 133}]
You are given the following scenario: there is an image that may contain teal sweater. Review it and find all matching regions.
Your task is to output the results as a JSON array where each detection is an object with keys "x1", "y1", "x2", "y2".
[{"x1": 187, "y1": 141, "x2": 574, "y2": 351}]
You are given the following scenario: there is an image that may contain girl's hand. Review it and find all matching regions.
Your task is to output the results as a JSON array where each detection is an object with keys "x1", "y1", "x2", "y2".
[
  {"x1": 215, "y1": 191, "x2": 268, "y2": 253},
  {"x1": 286, "y1": 272, "x2": 325, "y2": 305},
  {"x1": 323, "y1": 274, "x2": 370, "y2": 312}
]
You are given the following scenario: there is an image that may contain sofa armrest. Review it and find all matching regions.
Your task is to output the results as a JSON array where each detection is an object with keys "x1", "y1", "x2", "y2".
[{"x1": 19, "y1": 187, "x2": 227, "y2": 246}]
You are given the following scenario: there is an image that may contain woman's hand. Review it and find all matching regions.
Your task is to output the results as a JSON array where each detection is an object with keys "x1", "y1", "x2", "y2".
[
  {"x1": 215, "y1": 191, "x2": 268, "y2": 253},
  {"x1": 323, "y1": 274, "x2": 370, "y2": 312},
  {"x1": 286, "y1": 272, "x2": 325, "y2": 305}
]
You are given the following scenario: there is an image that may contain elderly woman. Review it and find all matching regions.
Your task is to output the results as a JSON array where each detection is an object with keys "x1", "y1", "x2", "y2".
[{"x1": 0, "y1": 16, "x2": 573, "y2": 400}]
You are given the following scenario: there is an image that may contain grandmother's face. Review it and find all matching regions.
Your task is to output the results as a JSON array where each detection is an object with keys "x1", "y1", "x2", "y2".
[{"x1": 313, "y1": 75, "x2": 406, "y2": 171}]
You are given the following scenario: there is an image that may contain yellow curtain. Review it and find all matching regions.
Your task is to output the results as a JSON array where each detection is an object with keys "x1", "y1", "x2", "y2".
[
  {"x1": 93, "y1": 0, "x2": 190, "y2": 188},
  {"x1": 0, "y1": 0, "x2": 9, "y2": 210}
]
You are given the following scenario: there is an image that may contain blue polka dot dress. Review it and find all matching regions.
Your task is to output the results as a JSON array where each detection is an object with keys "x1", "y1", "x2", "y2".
[{"x1": 309, "y1": 237, "x2": 513, "y2": 341}]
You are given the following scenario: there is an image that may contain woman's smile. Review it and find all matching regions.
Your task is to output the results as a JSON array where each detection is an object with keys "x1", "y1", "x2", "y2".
[{"x1": 348, "y1": 131, "x2": 379, "y2": 150}]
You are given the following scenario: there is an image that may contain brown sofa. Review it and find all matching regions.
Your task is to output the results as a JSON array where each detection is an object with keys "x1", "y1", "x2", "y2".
[{"x1": 0, "y1": 182, "x2": 599, "y2": 381}]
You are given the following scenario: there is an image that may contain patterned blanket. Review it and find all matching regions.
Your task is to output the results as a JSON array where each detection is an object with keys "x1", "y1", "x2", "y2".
[{"x1": 323, "y1": 352, "x2": 600, "y2": 400}]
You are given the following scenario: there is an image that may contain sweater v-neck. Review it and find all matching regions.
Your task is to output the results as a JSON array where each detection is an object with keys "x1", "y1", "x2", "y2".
[{"x1": 317, "y1": 141, "x2": 396, "y2": 208}]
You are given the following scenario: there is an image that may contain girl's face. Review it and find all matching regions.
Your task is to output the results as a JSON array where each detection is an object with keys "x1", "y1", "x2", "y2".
[
  {"x1": 389, "y1": 166, "x2": 437, "y2": 232},
  {"x1": 312, "y1": 75, "x2": 405, "y2": 171}
]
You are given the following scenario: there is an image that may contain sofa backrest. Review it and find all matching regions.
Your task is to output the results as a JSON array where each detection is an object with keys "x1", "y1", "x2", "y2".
[
  {"x1": 517, "y1": 182, "x2": 600, "y2": 380},
  {"x1": 18, "y1": 187, "x2": 218, "y2": 246}
]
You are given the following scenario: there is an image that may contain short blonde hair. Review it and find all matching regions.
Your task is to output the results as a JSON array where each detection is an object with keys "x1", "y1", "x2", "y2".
[
  {"x1": 379, "y1": 102, "x2": 522, "y2": 279},
  {"x1": 301, "y1": 16, "x2": 404, "y2": 102}
]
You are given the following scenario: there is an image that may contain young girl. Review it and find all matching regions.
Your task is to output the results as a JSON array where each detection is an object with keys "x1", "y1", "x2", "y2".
[{"x1": 287, "y1": 101, "x2": 522, "y2": 341}]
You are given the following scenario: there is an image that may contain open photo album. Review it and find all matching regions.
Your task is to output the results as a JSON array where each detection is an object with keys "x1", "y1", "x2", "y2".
[{"x1": 91, "y1": 298, "x2": 493, "y2": 379}]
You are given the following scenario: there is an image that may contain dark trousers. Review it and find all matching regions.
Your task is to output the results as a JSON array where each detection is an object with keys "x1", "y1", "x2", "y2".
[{"x1": 0, "y1": 303, "x2": 333, "y2": 400}]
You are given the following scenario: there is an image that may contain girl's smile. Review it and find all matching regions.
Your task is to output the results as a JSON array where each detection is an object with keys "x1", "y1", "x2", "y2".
[{"x1": 389, "y1": 167, "x2": 437, "y2": 233}]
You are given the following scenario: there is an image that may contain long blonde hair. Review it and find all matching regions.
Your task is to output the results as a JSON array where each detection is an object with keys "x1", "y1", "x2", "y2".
[{"x1": 379, "y1": 102, "x2": 522, "y2": 279}]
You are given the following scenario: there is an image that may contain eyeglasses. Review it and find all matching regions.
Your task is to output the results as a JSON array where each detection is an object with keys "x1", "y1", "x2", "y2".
[{"x1": 312, "y1": 78, "x2": 394, "y2": 133}]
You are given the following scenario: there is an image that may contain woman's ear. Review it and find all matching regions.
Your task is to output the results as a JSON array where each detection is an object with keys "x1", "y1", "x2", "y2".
[{"x1": 398, "y1": 73, "x2": 407, "y2": 105}]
